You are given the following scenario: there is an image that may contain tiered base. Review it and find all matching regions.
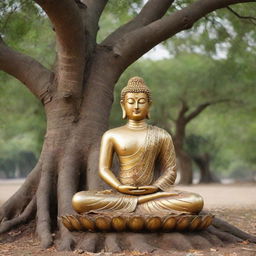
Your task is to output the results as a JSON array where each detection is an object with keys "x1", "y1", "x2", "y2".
[{"x1": 61, "y1": 213, "x2": 214, "y2": 232}]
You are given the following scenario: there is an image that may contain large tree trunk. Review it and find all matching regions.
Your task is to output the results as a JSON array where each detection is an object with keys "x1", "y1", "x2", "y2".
[
  {"x1": 173, "y1": 108, "x2": 193, "y2": 185},
  {"x1": 1, "y1": 0, "x2": 256, "y2": 252},
  {"x1": 0, "y1": 45, "x2": 122, "y2": 249},
  {"x1": 194, "y1": 153, "x2": 220, "y2": 183},
  {"x1": 172, "y1": 98, "x2": 226, "y2": 185},
  {"x1": 176, "y1": 150, "x2": 193, "y2": 185}
]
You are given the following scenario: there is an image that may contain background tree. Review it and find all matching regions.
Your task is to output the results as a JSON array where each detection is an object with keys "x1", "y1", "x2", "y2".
[
  {"x1": 0, "y1": 0, "x2": 256, "y2": 252},
  {"x1": 186, "y1": 134, "x2": 220, "y2": 183},
  {"x1": 190, "y1": 102, "x2": 256, "y2": 182}
]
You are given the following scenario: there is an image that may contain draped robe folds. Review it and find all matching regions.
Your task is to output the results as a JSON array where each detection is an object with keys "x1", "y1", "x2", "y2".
[{"x1": 72, "y1": 125, "x2": 204, "y2": 215}]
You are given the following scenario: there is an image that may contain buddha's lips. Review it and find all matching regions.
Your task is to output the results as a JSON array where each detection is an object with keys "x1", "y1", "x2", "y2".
[{"x1": 133, "y1": 110, "x2": 140, "y2": 114}]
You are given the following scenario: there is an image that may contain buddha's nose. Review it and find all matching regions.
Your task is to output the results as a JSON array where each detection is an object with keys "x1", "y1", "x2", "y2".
[{"x1": 135, "y1": 101, "x2": 139, "y2": 109}]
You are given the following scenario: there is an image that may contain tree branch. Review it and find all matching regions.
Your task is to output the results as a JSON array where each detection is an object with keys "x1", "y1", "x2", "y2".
[
  {"x1": 113, "y1": 0, "x2": 255, "y2": 67},
  {"x1": 34, "y1": 0, "x2": 86, "y2": 98},
  {"x1": 81, "y1": 0, "x2": 108, "y2": 57},
  {"x1": 35, "y1": 0, "x2": 85, "y2": 56},
  {"x1": 184, "y1": 99, "x2": 230, "y2": 124},
  {"x1": 177, "y1": 98, "x2": 189, "y2": 121},
  {"x1": 227, "y1": 6, "x2": 256, "y2": 25},
  {"x1": 102, "y1": 0, "x2": 175, "y2": 46},
  {"x1": 0, "y1": 37, "x2": 53, "y2": 102}
]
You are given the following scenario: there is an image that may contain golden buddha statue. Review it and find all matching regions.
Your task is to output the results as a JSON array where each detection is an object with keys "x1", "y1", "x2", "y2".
[{"x1": 72, "y1": 77, "x2": 204, "y2": 216}]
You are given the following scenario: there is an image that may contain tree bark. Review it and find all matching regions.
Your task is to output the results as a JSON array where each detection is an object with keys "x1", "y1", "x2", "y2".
[
  {"x1": 173, "y1": 99, "x2": 228, "y2": 184},
  {"x1": 173, "y1": 100, "x2": 193, "y2": 185},
  {"x1": 0, "y1": 36, "x2": 53, "y2": 100},
  {"x1": 193, "y1": 154, "x2": 220, "y2": 183},
  {"x1": 176, "y1": 150, "x2": 193, "y2": 184}
]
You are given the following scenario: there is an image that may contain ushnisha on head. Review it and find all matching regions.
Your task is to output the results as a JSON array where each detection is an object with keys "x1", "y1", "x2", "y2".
[
  {"x1": 121, "y1": 76, "x2": 152, "y2": 103},
  {"x1": 120, "y1": 77, "x2": 152, "y2": 120}
]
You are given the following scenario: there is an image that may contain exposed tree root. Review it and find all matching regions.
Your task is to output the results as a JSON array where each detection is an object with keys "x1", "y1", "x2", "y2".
[
  {"x1": 187, "y1": 233, "x2": 212, "y2": 249},
  {"x1": 160, "y1": 232, "x2": 193, "y2": 250},
  {"x1": 199, "y1": 230, "x2": 224, "y2": 247},
  {"x1": 104, "y1": 233, "x2": 122, "y2": 253},
  {"x1": 0, "y1": 197, "x2": 36, "y2": 234},
  {"x1": 207, "y1": 226, "x2": 241, "y2": 243},
  {"x1": 36, "y1": 155, "x2": 56, "y2": 248},
  {"x1": 57, "y1": 152, "x2": 82, "y2": 251},
  {"x1": 57, "y1": 229, "x2": 75, "y2": 251},
  {"x1": 75, "y1": 233, "x2": 99, "y2": 252},
  {"x1": 0, "y1": 163, "x2": 41, "y2": 223},
  {"x1": 213, "y1": 217, "x2": 256, "y2": 243},
  {"x1": 0, "y1": 147, "x2": 84, "y2": 251},
  {"x1": 53, "y1": 224, "x2": 254, "y2": 253},
  {"x1": 126, "y1": 233, "x2": 156, "y2": 253}
]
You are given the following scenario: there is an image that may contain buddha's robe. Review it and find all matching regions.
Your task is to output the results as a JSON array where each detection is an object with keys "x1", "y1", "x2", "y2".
[
  {"x1": 119, "y1": 125, "x2": 176, "y2": 189},
  {"x1": 72, "y1": 125, "x2": 203, "y2": 215}
]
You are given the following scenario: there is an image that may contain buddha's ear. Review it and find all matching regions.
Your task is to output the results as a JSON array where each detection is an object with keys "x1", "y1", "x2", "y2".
[
  {"x1": 146, "y1": 101, "x2": 152, "y2": 119},
  {"x1": 120, "y1": 100, "x2": 127, "y2": 119}
]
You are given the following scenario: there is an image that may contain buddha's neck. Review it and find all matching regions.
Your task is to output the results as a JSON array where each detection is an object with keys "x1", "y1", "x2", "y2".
[{"x1": 126, "y1": 119, "x2": 147, "y2": 130}]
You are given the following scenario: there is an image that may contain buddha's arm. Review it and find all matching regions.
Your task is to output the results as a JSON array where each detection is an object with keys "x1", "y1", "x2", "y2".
[
  {"x1": 153, "y1": 132, "x2": 177, "y2": 191},
  {"x1": 99, "y1": 132, "x2": 121, "y2": 189},
  {"x1": 99, "y1": 132, "x2": 138, "y2": 194}
]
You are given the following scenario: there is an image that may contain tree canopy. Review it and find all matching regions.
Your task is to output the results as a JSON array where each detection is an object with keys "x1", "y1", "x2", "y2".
[{"x1": 1, "y1": 0, "x2": 256, "y2": 180}]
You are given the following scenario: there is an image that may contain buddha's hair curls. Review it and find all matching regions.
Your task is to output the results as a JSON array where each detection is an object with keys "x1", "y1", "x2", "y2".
[{"x1": 121, "y1": 76, "x2": 152, "y2": 103}]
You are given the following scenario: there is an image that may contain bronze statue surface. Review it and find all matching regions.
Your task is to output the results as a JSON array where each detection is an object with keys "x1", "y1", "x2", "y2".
[{"x1": 62, "y1": 77, "x2": 213, "y2": 232}]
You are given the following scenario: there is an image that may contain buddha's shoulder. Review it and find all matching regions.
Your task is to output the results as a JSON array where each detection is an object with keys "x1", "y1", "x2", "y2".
[
  {"x1": 149, "y1": 125, "x2": 173, "y2": 139},
  {"x1": 101, "y1": 126, "x2": 126, "y2": 139}
]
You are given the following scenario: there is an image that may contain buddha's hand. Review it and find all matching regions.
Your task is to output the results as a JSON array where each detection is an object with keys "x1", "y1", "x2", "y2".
[
  {"x1": 136, "y1": 185, "x2": 159, "y2": 195},
  {"x1": 117, "y1": 185, "x2": 138, "y2": 194}
]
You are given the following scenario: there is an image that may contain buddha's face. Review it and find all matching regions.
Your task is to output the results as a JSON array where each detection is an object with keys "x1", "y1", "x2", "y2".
[{"x1": 121, "y1": 92, "x2": 150, "y2": 121}]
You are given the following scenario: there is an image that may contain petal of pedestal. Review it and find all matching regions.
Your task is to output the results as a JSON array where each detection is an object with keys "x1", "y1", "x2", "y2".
[
  {"x1": 145, "y1": 216, "x2": 162, "y2": 231},
  {"x1": 128, "y1": 216, "x2": 145, "y2": 232},
  {"x1": 111, "y1": 216, "x2": 126, "y2": 232},
  {"x1": 79, "y1": 216, "x2": 95, "y2": 231},
  {"x1": 95, "y1": 216, "x2": 112, "y2": 231},
  {"x1": 162, "y1": 216, "x2": 177, "y2": 231}
]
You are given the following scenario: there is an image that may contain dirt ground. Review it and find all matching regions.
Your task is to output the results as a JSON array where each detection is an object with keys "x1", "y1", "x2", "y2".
[{"x1": 0, "y1": 180, "x2": 256, "y2": 256}]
